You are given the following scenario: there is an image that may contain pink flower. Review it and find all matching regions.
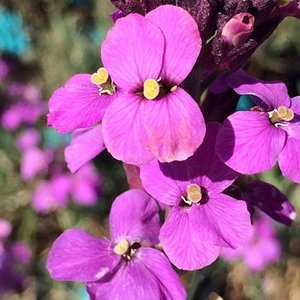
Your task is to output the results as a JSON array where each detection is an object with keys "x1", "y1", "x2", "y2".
[
  {"x1": 101, "y1": 5, "x2": 205, "y2": 164},
  {"x1": 48, "y1": 74, "x2": 116, "y2": 134},
  {"x1": 216, "y1": 69, "x2": 300, "y2": 183},
  {"x1": 47, "y1": 190, "x2": 186, "y2": 299},
  {"x1": 140, "y1": 123, "x2": 251, "y2": 270}
]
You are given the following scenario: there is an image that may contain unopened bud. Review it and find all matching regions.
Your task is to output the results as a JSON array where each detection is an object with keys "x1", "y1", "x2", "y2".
[{"x1": 221, "y1": 13, "x2": 255, "y2": 48}]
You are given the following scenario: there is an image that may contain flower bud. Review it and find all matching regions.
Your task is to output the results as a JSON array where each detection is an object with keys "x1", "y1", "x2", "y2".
[{"x1": 221, "y1": 13, "x2": 255, "y2": 48}]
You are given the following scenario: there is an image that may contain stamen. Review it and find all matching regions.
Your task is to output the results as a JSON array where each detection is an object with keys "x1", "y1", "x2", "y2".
[
  {"x1": 269, "y1": 105, "x2": 294, "y2": 123},
  {"x1": 187, "y1": 184, "x2": 202, "y2": 203},
  {"x1": 91, "y1": 67, "x2": 109, "y2": 85},
  {"x1": 113, "y1": 238, "x2": 129, "y2": 255},
  {"x1": 170, "y1": 85, "x2": 178, "y2": 92},
  {"x1": 143, "y1": 79, "x2": 160, "y2": 100},
  {"x1": 277, "y1": 106, "x2": 294, "y2": 121}
]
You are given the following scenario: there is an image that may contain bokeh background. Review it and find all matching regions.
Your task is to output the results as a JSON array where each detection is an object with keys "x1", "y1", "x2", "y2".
[{"x1": 0, "y1": 1, "x2": 299, "y2": 299}]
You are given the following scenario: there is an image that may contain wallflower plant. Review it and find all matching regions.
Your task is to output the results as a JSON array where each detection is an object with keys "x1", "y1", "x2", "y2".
[{"x1": 46, "y1": 2, "x2": 300, "y2": 299}]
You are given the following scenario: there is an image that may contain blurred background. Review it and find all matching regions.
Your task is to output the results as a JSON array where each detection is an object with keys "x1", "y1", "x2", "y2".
[{"x1": 0, "y1": 1, "x2": 299, "y2": 299}]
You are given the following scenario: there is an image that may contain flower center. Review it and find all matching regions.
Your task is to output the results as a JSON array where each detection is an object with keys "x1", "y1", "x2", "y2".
[
  {"x1": 91, "y1": 67, "x2": 116, "y2": 95},
  {"x1": 181, "y1": 183, "x2": 203, "y2": 206},
  {"x1": 269, "y1": 105, "x2": 294, "y2": 124},
  {"x1": 143, "y1": 78, "x2": 160, "y2": 100},
  {"x1": 113, "y1": 239, "x2": 140, "y2": 261},
  {"x1": 143, "y1": 78, "x2": 177, "y2": 100}
]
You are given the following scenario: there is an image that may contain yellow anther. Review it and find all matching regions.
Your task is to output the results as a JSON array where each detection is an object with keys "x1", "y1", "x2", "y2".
[
  {"x1": 187, "y1": 184, "x2": 202, "y2": 203},
  {"x1": 113, "y1": 239, "x2": 129, "y2": 255},
  {"x1": 277, "y1": 106, "x2": 294, "y2": 122},
  {"x1": 91, "y1": 67, "x2": 109, "y2": 85},
  {"x1": 143, "y1": 78, "x2": 160, "y2": 100},
  {"x1": 170, "y1": 85, "x2": 178, "y2": 92}
]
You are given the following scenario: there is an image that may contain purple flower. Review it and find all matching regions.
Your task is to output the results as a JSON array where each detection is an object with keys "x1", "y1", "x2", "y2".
[
  {"x1": 1, "y1": 82, "x2": 45, "y2": 131},
  {"x1": 48, "y1": 73, "x2": 116, "y2": 134},
  {"x1": 16, "y1": 128, "x2": 41, "y2": 150},
  {"x1": 20, "y1": 147, "x2": 52, "y2": 181},
  {"x1": 140, "y1": 123, "x2": 251, "y2": 270},
  {"x1": 216, "y1": 69, "x2": 300, "y2": 183},
  {"x1": 47, "y1": 189, "x2": 186, "y2": 299},
  {"x1": 32, "y1": 164, "x2": 101, "y2": 213},
  {"x1": 222, "y1": 214, "x2": 281, "y2": 272},
  {"x1": 101, "y1": 5, "x2": 205, "y2": 164}
]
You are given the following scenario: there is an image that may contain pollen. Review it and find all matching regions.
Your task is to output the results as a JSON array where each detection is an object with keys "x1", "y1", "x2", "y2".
[
  {"x1": 113, "y1": 238, "x2": 129, "y2": 255},
  {"x1": 269, "y1": 105, "x2": 294, "y2": 123},
  {"x1": 91, "y1": 67, "x2": 109, "y2": 85},
  {"x1": 187, "y1": 183, "x2": 202, "y2": 203},
  {"x1": 277, "y1": 106, "x2": 294, "y2": 122},
  {"x1": 143, "y1": 78, "x2": 160, "y2": 100}
]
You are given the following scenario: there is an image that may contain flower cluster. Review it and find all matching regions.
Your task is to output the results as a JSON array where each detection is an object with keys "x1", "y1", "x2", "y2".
[{"x1": 46, "y1": 3, "x2": 299, "y2": 299}]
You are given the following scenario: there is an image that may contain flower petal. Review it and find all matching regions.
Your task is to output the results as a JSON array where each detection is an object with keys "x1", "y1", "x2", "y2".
[
  {"x1": 101, "y1": 13, "x2": 164, "y2": 91},
  {"x1": 159, "y1": 206, "x2": 220, "y2": 270},
  {"x1": 109, "y1": 189, "x2": 160, "y2": 245},
  {"x1": 290, "y1": 96, "x2": 300, "y2": 117},
  {"x1": 86, "y1": 258, "x2": 161, "y2": 300},
  {"x1": 65, "y1": 125, "x2": 105, "y2": 173},
  {"x1": 226, "y1": 69, "x2": 290, "y2": 109},
  {"x1": 141, "y1": 88, "x2": 206, "y2": 162},
  {"x1": 245, "y1": 180, "x2": 296, "y2": 225},
  {"x1": 146, "y1": 5, "x2": 201, "y2": 84},
  {"x1": 216, "y1": 111, "x2": 286, "y2": 174},
  {"x1": 278, "y1": 122, "x2": 300, "y2": 183},
  {"x1": 140, "y1": 159, "x2": 188, "y2": 206},
  {"x1": 47, "y1": 229, "x2": 119, "y2": 282},
  {"x1": 198, "y1": 194, "x2": 252, "y2": 248},
  {"x1": 48, "y1": 74, "x2": 114, "y2": 134},
  {"x1": 102, "y1": 93, "x2": 153, "y2": 164},
  {"x1": 137, "y1": 247, "x2": 186, "y2": 300}
]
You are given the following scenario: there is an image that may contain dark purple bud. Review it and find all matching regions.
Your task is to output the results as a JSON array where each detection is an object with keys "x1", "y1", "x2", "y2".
[
  {"x1": 221, "y1": 13, "x2": 255, "y2": 47},
  {"x1": 244, "y1": 180, "x2": 296, "y2": 226}
]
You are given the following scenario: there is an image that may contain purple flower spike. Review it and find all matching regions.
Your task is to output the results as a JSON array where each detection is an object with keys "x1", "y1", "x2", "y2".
[
  {"x1": 47, "y1": 189, "x2": 186, "y2": 299},
  {"x1": 216, "y1": 69, "x2": 300, "y2": 183},
  {"x1": 244, "y1": 180, "x2": 296, "y2": 226},
  {"x1": 140, "y1": 123, "x2": 252, "y2": 270},
  {"x1": 101, "y1": 5, "x2": 205, "y2": 164}
]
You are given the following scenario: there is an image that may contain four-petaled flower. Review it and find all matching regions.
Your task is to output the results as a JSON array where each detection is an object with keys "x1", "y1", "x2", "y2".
[
  {"x1": 216, "y1": 69, "x2": 300, "y2": 183},
  {"x1": 100, "y1": 5, "x2": 206, "y2": 164},
  {"x1": 140, "y1": 123, "x2": 252, "y2": 270},
  {"x1": 47, "y1": 189, "x2": 186, "y2": 300}
]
